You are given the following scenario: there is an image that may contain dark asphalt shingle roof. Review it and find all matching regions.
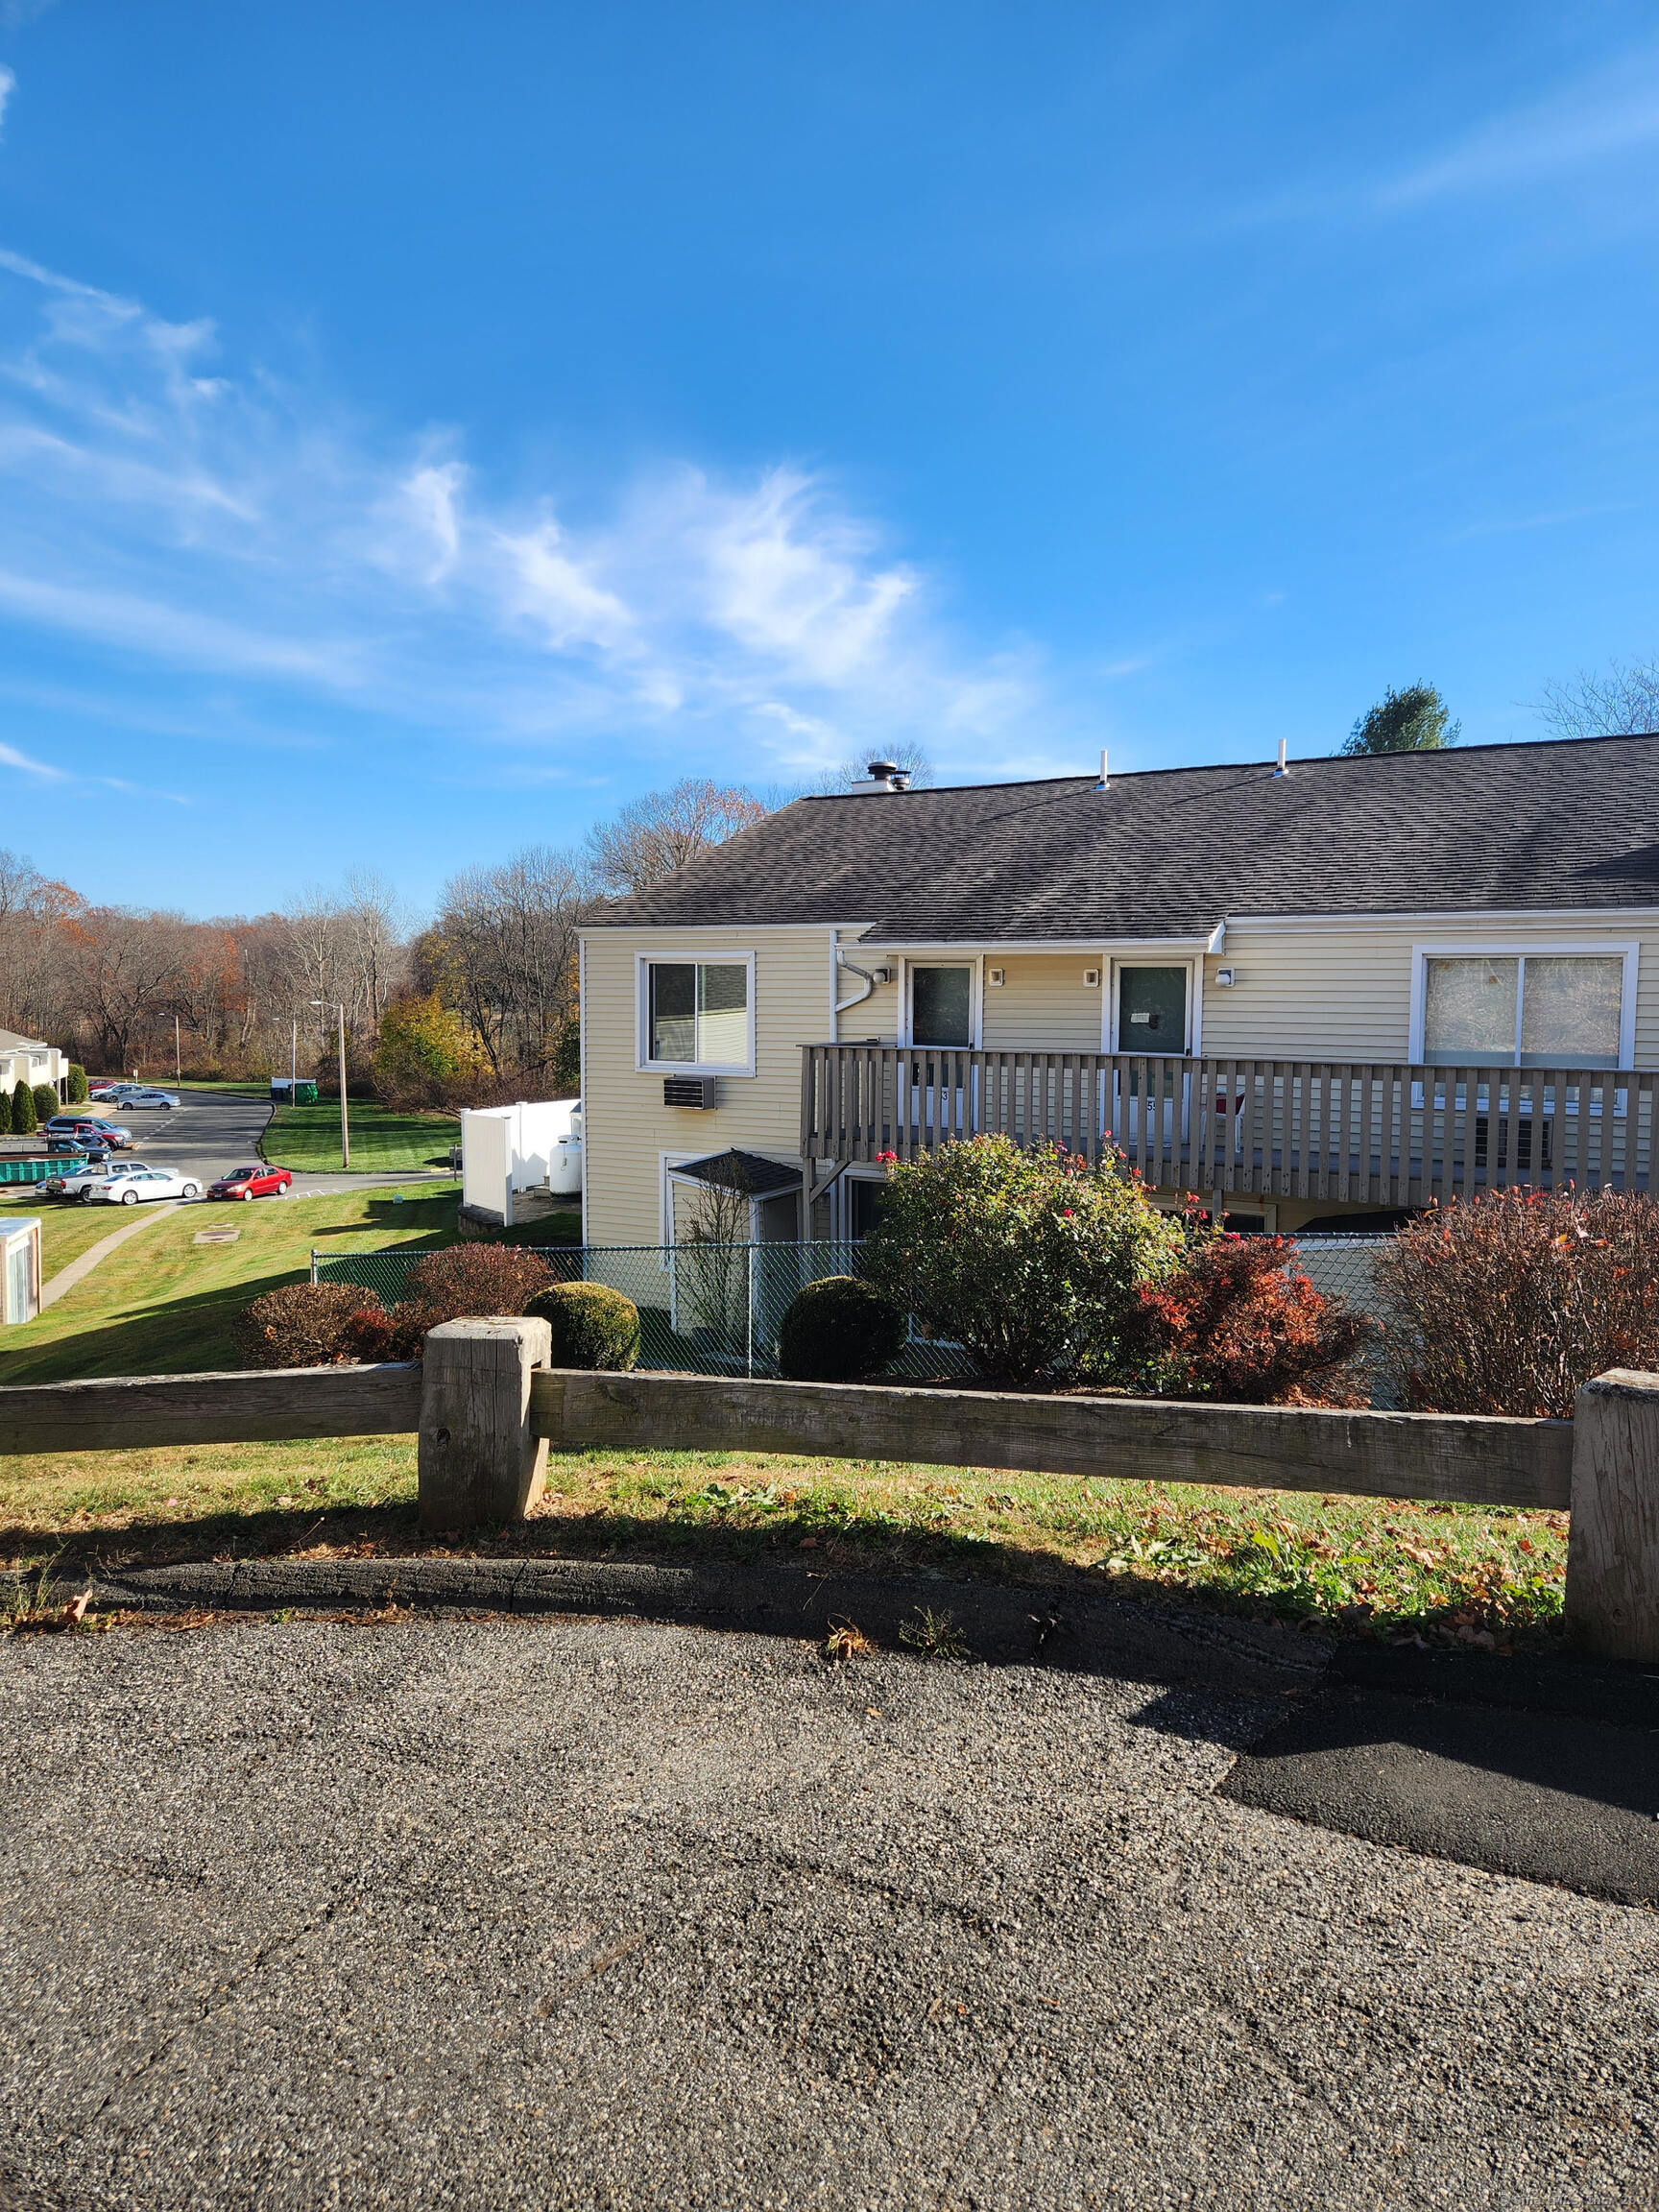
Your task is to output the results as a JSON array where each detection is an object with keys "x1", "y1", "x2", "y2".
[
  {"x1": 672, "y1": 1149, "x2": 804, "y2": 1196},
  {"x1": 593, "y1": 735, "x2": 1659, "y2": 942}
]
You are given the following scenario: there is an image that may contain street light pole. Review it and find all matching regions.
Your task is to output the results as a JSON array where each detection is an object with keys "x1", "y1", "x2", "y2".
[
  {"x1": 174, "y1": 1015, "x2": 180, "y2": 1081},
  {"x1": 309, "y1": 999, "x2": 349, "y2": 1170}
]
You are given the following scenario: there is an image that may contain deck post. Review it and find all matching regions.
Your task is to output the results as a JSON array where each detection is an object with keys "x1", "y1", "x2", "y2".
[
  {"x1": 418, "y1": 1316, "x2": 551, "y2": 1531},
  {"x1": 1565, "y1": 1368, "x2": 1659, "y2": 1665}
]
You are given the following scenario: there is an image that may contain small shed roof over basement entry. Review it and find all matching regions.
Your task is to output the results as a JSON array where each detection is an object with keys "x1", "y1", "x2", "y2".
[{"x1": 672, "y1": 1150, "x2": 804, "y2": 1197}]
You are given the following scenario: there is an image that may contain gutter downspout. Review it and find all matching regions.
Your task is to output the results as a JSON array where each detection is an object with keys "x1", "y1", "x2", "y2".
[{"x1": 833, "y1": 945, "x2": 884, "y2": 1016}]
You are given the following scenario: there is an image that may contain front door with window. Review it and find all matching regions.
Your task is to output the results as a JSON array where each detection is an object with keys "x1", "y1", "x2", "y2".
[{"x1": 1118, "y1": 965, "x2": 1187, "y2": 1053}]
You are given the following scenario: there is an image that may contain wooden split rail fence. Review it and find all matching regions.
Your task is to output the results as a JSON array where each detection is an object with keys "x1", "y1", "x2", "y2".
[{"x1": 3, "y1": 1318, "x2": 1656, "y2": 1665}]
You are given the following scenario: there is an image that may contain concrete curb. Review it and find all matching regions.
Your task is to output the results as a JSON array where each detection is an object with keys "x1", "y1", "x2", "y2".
[
  {"x1": 5, "y1": 1554, "x2": 1332, "y2": 1697},
  {"x1": 10, "y1": 1551, "x2": 1653, "y2": 1719}
]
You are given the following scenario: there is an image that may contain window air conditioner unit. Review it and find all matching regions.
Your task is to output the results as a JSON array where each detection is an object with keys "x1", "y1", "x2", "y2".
[{"x1": 663, "y1": 1075, "x2": 718, "y2": 1109}]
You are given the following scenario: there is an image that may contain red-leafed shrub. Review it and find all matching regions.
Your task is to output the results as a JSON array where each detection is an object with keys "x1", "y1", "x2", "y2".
[
  {"x1": 381, "y1": 1240, "x2": 556, "y2": 1358},
  {"x1": 1121, "y1": 1234, "x2": 1367, "y2": 1405},
  {"x1": 234, "y1": 1283, "x2": 388, "y2": 1370},
  {"x1": 1375, "y1": 1188, "x2": 1659, "y2": 1417},
  {"x1": 344, "y1": 1306, "x2": 400, "y2": 1363},
  {"x1": 400, "y1": 1241, "x2": 553, "y2": 1321}
]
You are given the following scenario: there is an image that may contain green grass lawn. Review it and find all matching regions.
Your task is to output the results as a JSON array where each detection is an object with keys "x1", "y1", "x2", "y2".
[
  {"x1": 0, "y1": 1181, "x2": 462, "y2": 1384},
  {"x1": 261, "y1": 1099, "x2": 460, "y2": 1175},
  {"x1": 0, "y1": 1190, "x2": 162, "y2": 1281},
  {"x1": 0, "y1": 1434, "x2": 1567, "y2": 1650}
]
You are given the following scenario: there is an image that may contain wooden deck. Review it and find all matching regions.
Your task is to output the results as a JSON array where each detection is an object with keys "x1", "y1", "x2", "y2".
[{"x1": 800, "y1": 1046, "x2": 1656, "y2": 1204}]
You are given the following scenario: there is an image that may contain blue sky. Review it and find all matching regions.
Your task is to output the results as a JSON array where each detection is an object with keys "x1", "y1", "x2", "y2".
[{"x1": 2, "y1": 4, "x2": 1658, "y2": 916}]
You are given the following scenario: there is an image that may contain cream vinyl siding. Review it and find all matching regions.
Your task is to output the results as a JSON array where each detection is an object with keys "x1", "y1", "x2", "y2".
[
  {"x1": 834, "y1": 964, "x2": 902, "y2": 1045},
  {"x1": 581, "y1": 924, "x2": 832, "y2": 1246},
  {"x1": 981, "y1": 955, "x2": 1103, "y2": 1051},
  {"x1": 1202, "y1": 917, "x2": 1659, "y2": 1064}
]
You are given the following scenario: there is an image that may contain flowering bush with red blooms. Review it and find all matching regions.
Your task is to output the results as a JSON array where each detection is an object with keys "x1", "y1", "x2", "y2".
[
  {"x1": 1119, "y1": 1233, "x2": 1367, "y2": 1406},
  {"x1": 1375, "y1": 1188, "x2": 1659, "y2": 1417}
]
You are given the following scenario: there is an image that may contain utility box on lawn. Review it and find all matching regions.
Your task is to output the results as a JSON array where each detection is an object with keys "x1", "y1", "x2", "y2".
[{"x1": 270, "y1": 1078, "x2": 320, "y2": 1105}]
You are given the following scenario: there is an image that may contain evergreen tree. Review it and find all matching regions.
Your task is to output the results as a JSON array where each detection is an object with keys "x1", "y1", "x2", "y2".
[
  {"x1": 0, "y1": 1086, "x2": 12, "y2": 1138},
  {"x1": 1344, "y1": 684, "x2": 1460, "y2": 755},
  {"x1": 11, "y1": 1080, "x2": 36, "y2": 1135}
]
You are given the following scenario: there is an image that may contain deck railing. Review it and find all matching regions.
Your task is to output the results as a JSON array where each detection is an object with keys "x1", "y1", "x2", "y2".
[{"x1": 800, "y1": 1045, "x2": 1657, "y2": 1203}]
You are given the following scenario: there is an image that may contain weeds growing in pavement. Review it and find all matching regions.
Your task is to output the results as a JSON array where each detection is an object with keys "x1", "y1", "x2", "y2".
[{"x1": 900, "y1": 1606, "x2": 970, "y2": 1661}]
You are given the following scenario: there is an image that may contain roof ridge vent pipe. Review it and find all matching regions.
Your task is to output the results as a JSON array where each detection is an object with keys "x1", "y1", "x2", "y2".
[
  {"x1": 1094, "y1": 748, "x2": 1109, "y2": 792},
  {"x1": 1273, "y1": 738, "x2": 1289, "y2": 778},
  {"x1": 848, "y1": 758, "x2": 902, "y2": 794}
]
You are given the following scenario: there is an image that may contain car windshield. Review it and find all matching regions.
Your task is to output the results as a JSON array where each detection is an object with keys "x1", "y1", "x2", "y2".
[{"x1": 227, "y1": 1168, "x2": 260, "y2": 1179}]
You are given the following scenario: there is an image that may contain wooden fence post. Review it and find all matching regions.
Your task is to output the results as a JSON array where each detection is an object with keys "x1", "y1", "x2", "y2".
[
  {"x1": 419, "y1": 1316, "x2": 551, "y2": 1532},
  {"x1": 1565, "y1": 1368, "x2": 1659, "y2": 1666}
]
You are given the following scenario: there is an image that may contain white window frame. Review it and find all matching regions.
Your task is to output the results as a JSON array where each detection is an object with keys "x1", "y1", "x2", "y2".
[
  {"x1": 1408, "y1": 943, "x2": 1638, "y2": 1069},
  {"x1": 1105, "y1": 957, "x2": 1197, "y2": 1055},
  {"x1": 637, "y1": 950, "x2": 757, "y2": 1076},
  {"x1": 899, "y1": 956, "x2": 982, "y2": 1048}
]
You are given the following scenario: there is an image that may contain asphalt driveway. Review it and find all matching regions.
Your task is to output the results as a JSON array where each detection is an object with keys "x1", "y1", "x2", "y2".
[
  {"x1": 95, "y1": 1089, "x2": 451, "y2": 1195},
  {"x1": 1, "y1": 1613, "x2": 1653, "y2": 2210}
]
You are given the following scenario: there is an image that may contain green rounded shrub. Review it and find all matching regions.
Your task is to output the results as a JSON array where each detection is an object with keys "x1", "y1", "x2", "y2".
[
  {"x1": 10, "y1": 1082, "x2": 36, "y2": 1135},
  {"x1": 525, "y1": 1281, "x2": 640, "y2": 1371},
  {"x1": 32, "y1": 1083, "x2": 58, "y2": 1124},
  {"x1": 777, "y1": 1275, "x2": 906, "y2": 1383},
  {"x1": 65, "y1": 1064, "x2": 88, "y2": 1104}
]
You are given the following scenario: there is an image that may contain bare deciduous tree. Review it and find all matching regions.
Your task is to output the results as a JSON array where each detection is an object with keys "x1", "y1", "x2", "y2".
[
  {"x1": 0, "y1": 849, "x2": 83, "y2": 1039},
  {"x1": 424, "y1": 846, "x2": 591, "y2": 1081},
  {"x1": 1538, "y1": 659, "x2": 1659, "y2": 742},
  {"x1": 831, "y1": 739, "x2": 934, "y2": 789},
  {"x1": 59, "y1": 908, "x2": 193, "y2": 1071},
  {"x1": 586, "y1": 778, "x2": 766, "y2": 894}
]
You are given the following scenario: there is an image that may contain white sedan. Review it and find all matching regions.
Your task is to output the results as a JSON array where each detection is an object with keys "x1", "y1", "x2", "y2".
[{"x1": 94, "y1": 1167, "x2": 201, "y2": 1205}]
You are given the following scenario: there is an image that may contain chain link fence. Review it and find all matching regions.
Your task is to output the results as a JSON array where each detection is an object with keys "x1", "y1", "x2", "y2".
[{"x1": 313, "y1": 1231, "x2": 1397, "y2": 1394}]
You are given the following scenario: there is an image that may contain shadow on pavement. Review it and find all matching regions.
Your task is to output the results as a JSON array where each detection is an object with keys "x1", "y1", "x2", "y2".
[{"x1": 1223, "y1": 1683, "x2": 1659, "y2": 1905}]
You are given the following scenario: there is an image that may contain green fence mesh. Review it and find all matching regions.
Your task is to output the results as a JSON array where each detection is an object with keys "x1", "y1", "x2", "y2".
[{"x1": 312, "y1": 1233, "x2": 1396, "y2": 1390}]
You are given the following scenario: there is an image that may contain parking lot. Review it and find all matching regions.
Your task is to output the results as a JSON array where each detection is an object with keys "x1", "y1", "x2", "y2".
[
  {"x1": 0, "y1": 1611, "x2": 1652, "y2": 2211},
  {"x1": 67, "y1": 1089, "x2": 450, "y2": 1197}
]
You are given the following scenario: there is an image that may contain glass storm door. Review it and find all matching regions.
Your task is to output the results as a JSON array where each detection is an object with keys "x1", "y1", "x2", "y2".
[
  {"x1": 1116, "y1": 965, "x2": 1189, "y2": 1166},
  {"x1": 1118, "y1": 966, "x2": 1187, "y2": 1053},
  {"x1": 908, "y1": 965, "x2": 974, "y2": 1143}
]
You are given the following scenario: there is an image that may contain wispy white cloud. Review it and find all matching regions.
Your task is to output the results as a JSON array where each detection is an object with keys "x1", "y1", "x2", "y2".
[
  {"x1": 1380, "y1": 55, "x2": 1659, "y2": 208},
  {"x1": 0, "y1": 68, "x2": 14, "y2": 139},
  {"x1": 0, "y1": 246, "x2": 1049, "y2": 790},
  {"x1": 0, "y1": 734, "x2": 65, "y2": 780}
]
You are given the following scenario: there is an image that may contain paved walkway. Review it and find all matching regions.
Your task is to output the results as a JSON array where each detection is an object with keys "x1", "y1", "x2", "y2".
[
  {"x1": 1, "y1": 1614, "x2": 1652, "y2": 2209},
  {"x1": 36, "y1": 1201, "x2": 180, "y2": 1310}
]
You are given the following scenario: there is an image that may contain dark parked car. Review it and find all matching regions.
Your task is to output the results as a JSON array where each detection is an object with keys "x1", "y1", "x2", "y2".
[
  {"x1": 206, "y1": 1165, "x2": 293, "y2": 1201},
  {"x1": 43, "y1": 1114, "x2": 132, "y2": 1149}
]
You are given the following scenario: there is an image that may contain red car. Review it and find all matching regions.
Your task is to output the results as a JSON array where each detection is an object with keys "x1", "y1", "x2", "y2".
[{"x1": 207, "y1": 1164, "x2": 293, "y2": 1201}]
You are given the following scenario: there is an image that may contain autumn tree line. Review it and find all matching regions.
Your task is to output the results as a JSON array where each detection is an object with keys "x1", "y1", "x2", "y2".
[{"x1": 0, "y1": 778, "x2": 772, "y2": 1109}]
